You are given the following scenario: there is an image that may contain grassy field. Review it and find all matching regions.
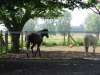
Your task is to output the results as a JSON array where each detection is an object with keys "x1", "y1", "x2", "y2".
[
  {"x1": 1, "y1": 33, "x2": 100, "y2": 55},
  {"x1": 2, "y1": 33, "x2": 100, "y2": 47}
]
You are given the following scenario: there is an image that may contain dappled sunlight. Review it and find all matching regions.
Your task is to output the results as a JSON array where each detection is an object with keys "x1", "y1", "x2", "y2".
[
  {"x1": 1, "y1": 46, "x2": 100, "y2": 59},
  {"x1": 41, "y1": 46, "x2": 100, "y2": 53}
]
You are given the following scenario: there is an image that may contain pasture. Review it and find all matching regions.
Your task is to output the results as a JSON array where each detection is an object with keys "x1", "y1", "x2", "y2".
[{"x1": 1, "y1": 32, "x2": 100, "y2": 59}]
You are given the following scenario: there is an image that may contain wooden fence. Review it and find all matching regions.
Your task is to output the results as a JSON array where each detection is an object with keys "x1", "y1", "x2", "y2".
[{"x1": 0, "y1": 31, "x2": 100, "y2": 55}]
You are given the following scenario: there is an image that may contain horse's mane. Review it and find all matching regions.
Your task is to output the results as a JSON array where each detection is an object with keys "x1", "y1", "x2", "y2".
[{"x1": 38, "y1": 29, "x2": 48, "y2": 32}]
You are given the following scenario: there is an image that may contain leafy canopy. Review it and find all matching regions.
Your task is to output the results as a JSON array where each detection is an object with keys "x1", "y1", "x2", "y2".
[
  {"x1": 0, "y1": 0, "x2": 99, "y2": 51},
  {"x1": 0, "y1": 0, "x2": 99, "y2": 17}
]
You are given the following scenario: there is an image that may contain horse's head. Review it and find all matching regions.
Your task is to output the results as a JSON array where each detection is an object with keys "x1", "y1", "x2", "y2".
[{"x1": 41, "y1": 29, "x2": 49, "y2": 38}]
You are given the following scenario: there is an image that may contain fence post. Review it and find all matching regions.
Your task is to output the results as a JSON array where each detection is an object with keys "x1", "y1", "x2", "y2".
[
  {"x1": 0, "y1": 31, "x2": 3, "y2": 55},
  {"x1": 67, "y1": 31, "x2": 70, "y2": 45},
  {"x1": 63, "y1": 32, "x2": 66, "y2": 45},
  {"x1": 20, "y1": 32, "x2": 24, "y2": 49},
  {"x1": 5, "y1": 31, "x2": 8, "y2": 53}
]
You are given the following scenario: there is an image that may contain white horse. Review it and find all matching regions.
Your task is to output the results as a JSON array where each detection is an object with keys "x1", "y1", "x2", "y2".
[{"x1": 84, "y1": 34, "x2": 98, "y2": 56}]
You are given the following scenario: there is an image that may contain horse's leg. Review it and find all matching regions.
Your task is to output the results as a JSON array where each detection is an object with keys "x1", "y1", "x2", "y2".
[
  {"x1": 35, "y1": 44, "x2": 41, "y2": 57},
  {"x1": 26, "y1": 42, "x2": 30, "y2": 57},
  {"x1": 93, "y1": 44, "x2": 96, "y2": 56},
  {"x1": 85, "y1": 46, "x2": 89, "y2": 56},
  {"x1": 31, "y1": 43, "x2": 35, "y2": 56},
  {"x1": 26, "y1": 41, "x2": 30, "y2": 50},
  {"x1": 38, "y1": 46, "x2": 41, "y2": 57}
]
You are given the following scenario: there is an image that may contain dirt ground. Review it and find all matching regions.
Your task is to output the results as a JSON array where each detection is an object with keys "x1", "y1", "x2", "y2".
[
  {"x1": 40, "y1": 46, "x2": 100, "y2": 53},
  {"x1": 1, "y1": 46, "x2": 100, "y2": 59},
  {"x1": 1, "y1": 46, "x2": 100, "y2": 75},
  {"x1": 1, "y1": 57, "x2": 100, "y2": 75}
]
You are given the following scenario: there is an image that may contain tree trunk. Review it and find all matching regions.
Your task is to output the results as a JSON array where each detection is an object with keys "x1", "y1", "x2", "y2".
[{"x1": 11, "y1": 32, "x2": 20, "y2": 53}]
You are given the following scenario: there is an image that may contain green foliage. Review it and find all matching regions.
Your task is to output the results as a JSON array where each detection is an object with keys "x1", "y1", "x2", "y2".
[
  {"x1": 44, "y1": 39, "x2": 65, "y2": 46},
  {"x1": 42, "y1": 37, "x2": 84, "y2": 47},
  {"x1": 56, "y1": 11, "x2": 71, "y2": 34},
  {"x1": 0, "y1": 0, "x2": 98, "y2": 30},
  {"x1": 43, "y1": 10, "x2": 71, "y2": 35},
  {"x1": 97, "y1": 4, "x2": 100, "y2": 9},
  {"x1": 85, "y1": 13, "x2": 100, "y2": 32},
  {"x1": 88, "y1": 0, "x2": 97, "y2": 4},
  {"x1": 0, "y1": 0, "x2": 98, "y2": 51},
  {"x1": 75, "y1": 39, "x2": 83, "y2": 46},
  {"x1": 97, "y1": 40, "x2": 100, "y2": 45}
]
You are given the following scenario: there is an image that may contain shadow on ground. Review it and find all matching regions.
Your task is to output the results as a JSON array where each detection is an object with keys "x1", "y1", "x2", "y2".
[
  {"x1": 0, "y1": 58, "x2": 100, "y2": 75},
  {"x1": 0, "y1": 51, "x2": 100, "y2": 75},
  {"x1": 1, "y1": 50, "x2": 100, "y2": 59}
]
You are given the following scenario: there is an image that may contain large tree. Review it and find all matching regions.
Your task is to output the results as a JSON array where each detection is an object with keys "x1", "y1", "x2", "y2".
[{"x1": 0, "y1": 0, "x2": 98, "y2": 52}]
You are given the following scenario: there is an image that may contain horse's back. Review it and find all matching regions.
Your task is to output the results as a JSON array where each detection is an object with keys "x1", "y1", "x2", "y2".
[
  {"x1": 84, "y1": 34, "x2": 97, "y2": 46},
  {"x1": 28, "y1": 32, "x2": 42, "y2": 43},
  {"x1": 26, "y1": 29, "x2": 48, "y2": 46}
]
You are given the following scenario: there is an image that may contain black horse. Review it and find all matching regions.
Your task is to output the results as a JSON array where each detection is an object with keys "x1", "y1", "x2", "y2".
[{"x1": 26, "y1": 29, "x2": 49, "y2": 57}]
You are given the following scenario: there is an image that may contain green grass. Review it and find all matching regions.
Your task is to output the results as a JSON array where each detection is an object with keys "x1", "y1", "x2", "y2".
[
  {"x1": 97, "y1": 40, "x2": 100, "y2": 45},
  {"x1": 43, "y1": 37, "x2": 84, "y2": 46},
  {"x1": 1, "y1": 34, "x2": 100, "y2": 54},
  {"x1": 44, "y1": 38, "x2": 100, "y2": 47},
  {"x1": 0, "y1": 46, "x2": 7, "y2": 54}
]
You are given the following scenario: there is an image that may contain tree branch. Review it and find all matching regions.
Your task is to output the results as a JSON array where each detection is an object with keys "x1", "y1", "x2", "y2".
[{"x1": 90, "y1": 5, "x2": 100, "y2": 15}]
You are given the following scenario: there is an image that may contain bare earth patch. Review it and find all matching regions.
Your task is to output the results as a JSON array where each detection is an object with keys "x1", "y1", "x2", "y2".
[{"x1": 1, "y1": 46, "x2": 100, "y2": 59}]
